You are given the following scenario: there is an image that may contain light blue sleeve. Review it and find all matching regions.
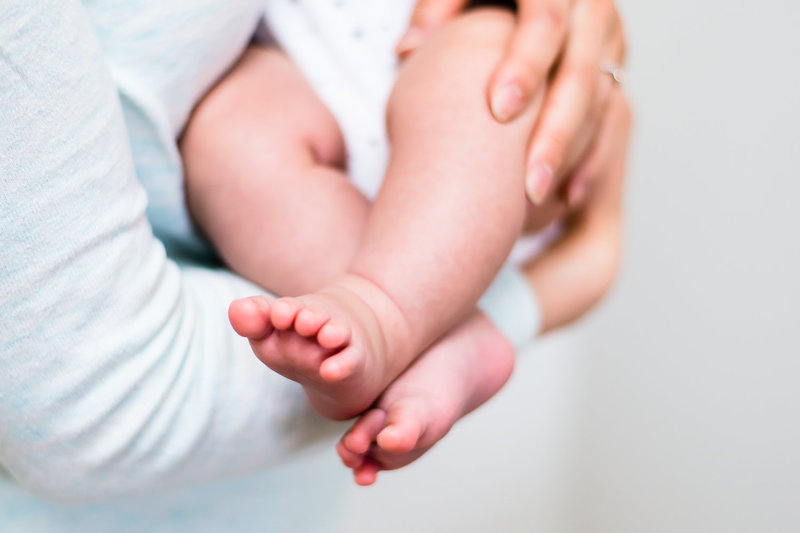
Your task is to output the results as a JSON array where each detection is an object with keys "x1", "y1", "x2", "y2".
[
  {"x1": 0, "y1": 0, "x2": 337, "y2": 503},
  {"x1": 478, "y1": 264, "x2": 541, "y2": 351}
]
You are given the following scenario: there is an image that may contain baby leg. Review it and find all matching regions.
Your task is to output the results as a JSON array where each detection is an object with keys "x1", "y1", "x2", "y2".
[
  {"x1": 183, "y1": 46, "x2": 385, "y2": 416},
  {"x1": 262, "y1": 8, "x2": 538, "y2": 418},
  {"x1": 181, "y1": 45, "x2": 367, "y2": 296},
  {"x1": 183, "y1": 44, "x2": 516, "y2": 426},
  {"x1": 353, "y1": 8, "x2": 537, "y2": 347}
]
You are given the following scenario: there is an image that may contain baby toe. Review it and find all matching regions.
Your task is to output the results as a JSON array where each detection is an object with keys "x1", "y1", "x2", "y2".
[
  {"x1": 270, "y1": 298, "x2": 301, "y2": 330},
  {"x1": 317, "y1": 319, "x2": 351, "y2": 350},
  {"x1": 343, "y1": 409, "x2": 387, "y2": 455},
  {"x1": 353, "y1": 460, "x2": 380, "y2": 486},
  {"x1": 319, "y1": 347, "x2": 362, "y2": 382},
  {"x1": 294, "y1": 307, "x2": 329, "y2": 337},
  {"x1": 377, "y1": 405, "x2": 426, "y2": 454},
  {"x1": 336, "y1": 440, "x2": 365, "y2": 469}
]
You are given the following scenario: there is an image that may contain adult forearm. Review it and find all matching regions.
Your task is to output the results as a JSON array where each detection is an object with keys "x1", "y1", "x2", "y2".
[{"x1": 0, "y1": 0, "x2": 335, "y2": 503}]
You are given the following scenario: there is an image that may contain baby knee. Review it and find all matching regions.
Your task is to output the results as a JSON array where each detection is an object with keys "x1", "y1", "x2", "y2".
[
  {"x1": 434, "y1": 7, "x2": 516, "y2": 55},
  {"x1": 181, "y1": 46, "x2": 346, "y2": 192},
  {"x1": 386, "y1": 7, "x2": 515, "y2": 127}
]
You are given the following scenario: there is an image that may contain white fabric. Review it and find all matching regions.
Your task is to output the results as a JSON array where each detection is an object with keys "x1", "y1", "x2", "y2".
[{"x1": 262, "y1": 0, "x2": 415, "y2": 199}]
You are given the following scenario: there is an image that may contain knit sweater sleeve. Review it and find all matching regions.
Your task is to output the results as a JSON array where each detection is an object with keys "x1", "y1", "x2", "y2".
[{"x1": 0, "y1": 0, "x2": 335, "y2": 503}]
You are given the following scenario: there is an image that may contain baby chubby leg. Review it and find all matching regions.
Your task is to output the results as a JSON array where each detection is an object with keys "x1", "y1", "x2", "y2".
[
  {"x1": 183, "y1": 47, "x2": 383, "y2": 419},
  {"x1": 348, "y1": 7, "x2": 540, "y2": 348},
  {"x1": 181, "y1": 45, "x2": 368, "y2": 297},
  {"x1": 257, "y1": 8, "x2": 539, "y2": 419}
]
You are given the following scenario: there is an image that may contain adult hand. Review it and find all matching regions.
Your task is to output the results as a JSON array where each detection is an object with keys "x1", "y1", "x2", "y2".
[
  {"x1": 523, "y1": 88, "x2": 632, "y2": 333},
  {"x1": 397, "y1": 0, "x2": 627, "y2": 205}
]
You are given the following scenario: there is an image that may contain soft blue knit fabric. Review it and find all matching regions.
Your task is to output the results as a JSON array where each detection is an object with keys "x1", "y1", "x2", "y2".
[
  {"x1": 1, "y1": 0, "x2": 338, "y2": 507},
  {"x1": 0, "y1": 0, "x2": 538, "y2": 528}
]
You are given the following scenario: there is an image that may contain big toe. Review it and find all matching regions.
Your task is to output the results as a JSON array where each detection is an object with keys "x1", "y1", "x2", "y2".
[{"x1": 229, "y1": 297, "x2": 272, "y2": 339}]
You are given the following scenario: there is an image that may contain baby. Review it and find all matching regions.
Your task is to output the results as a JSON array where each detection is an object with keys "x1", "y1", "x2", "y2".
[{"x1": 182, "y1": 5, "x2": 579, "y2": 485}]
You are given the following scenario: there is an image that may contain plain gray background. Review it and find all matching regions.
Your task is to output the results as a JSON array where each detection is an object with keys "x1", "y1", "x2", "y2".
[{"x1": 333, "y1": 0, "x2": 800, "y2": 531}]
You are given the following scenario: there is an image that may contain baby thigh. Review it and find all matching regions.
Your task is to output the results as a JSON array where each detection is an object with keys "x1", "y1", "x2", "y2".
[{"x1": 181, "y1": 46, "x2": 369, "y2": 295}]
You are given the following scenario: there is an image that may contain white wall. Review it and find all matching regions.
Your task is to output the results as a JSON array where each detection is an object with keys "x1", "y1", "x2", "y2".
[{"x1": 564, "y1": 1, "x2": 800, "y2": 531}]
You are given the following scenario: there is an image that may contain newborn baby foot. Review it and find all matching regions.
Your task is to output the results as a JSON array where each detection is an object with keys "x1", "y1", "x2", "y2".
[
  {"x1": 229, "y1": 275, "x2": 413, "y2": 419},
  {"x1": 336, "y1": 311, "x2": 515, "y2": 485}
]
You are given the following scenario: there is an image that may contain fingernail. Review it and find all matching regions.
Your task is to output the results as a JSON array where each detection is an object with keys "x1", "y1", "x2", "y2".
[
  {"x1": 491, "y1": 83, "x2": 524, "y2": 122},
  {"x1": 526, "y1": 162, "x2": 554, "y2": 205},
  {"x1": 396, "y1": 27, "x2": 425, "y2": 56}
]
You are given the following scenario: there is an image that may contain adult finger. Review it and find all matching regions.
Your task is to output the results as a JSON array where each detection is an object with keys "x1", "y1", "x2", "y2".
[
  {"x1": 528, "y1": 190, "x2": 621, "y2": 334},
  {"x1": 524, "y1": 0, "x2": 614, "y2": 205},
  {"x1": 523, "y1": 92, "x2": 632, "y2": 333},
  {"x1": 562, "y1": 26, "x2": 628, "y2": 206},
  {"x1": 396, "y1": 0, "x2": 469, "y2": 56},
  {"x1": 583, "y1": 14, "x2": 627, "y2": 155},
  {"x1": 567, "y1": 89, "x2": 632, "y2": 210},
  {"x1": 486, "y1": 0, "x2": 570, "y2": 123}
]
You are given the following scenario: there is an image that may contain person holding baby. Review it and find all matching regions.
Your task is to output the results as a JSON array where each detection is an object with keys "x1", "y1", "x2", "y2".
[{"x1": 0, "y1": 0, "x2": 630, "y2": 526}]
